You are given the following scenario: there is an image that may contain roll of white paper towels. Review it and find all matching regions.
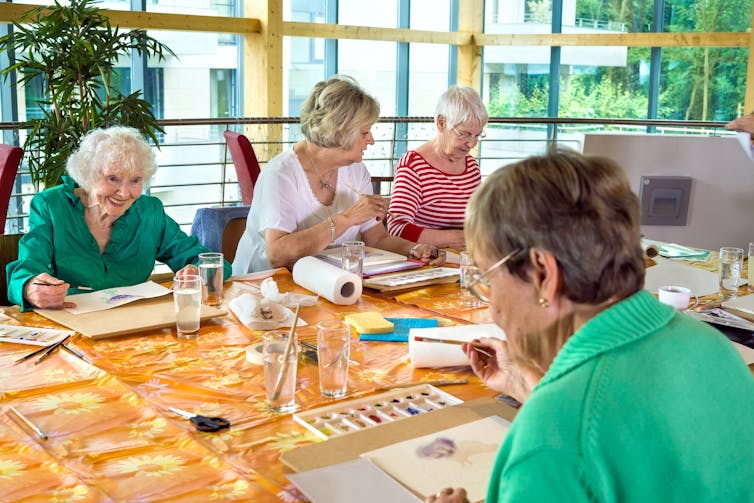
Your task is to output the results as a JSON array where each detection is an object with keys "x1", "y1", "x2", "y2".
[
  {"x1": 292, "y1": 256, "x2": 362, "y2": 305},
  {"x1": 409, "y1": 323, "x2": 505, "y2": 368}
]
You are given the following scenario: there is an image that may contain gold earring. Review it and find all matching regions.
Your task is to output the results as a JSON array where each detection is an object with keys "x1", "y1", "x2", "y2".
[{"x1": 538, "y1": 298, "x2": 550, "y2": 309}]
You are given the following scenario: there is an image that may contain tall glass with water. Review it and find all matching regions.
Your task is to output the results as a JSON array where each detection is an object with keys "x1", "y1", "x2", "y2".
[
  {"x1": 748, "y1": 242, "x2": 754, "y2": 293},
  {"x1": 198, "y1": 252, "x2": 224, "y2": 306},
  {"x1": 173, "y1": 274, "x2": 202, "y2": 338},
  {"x1": 341, "y1": 241, "x2": 365, "y2": 279},
  {"x1": 459, "y1": 251, "x2": 482, "y2": 307},
  {"x1": 719, "y1": 247, "x2": 744, "y2": 300}
]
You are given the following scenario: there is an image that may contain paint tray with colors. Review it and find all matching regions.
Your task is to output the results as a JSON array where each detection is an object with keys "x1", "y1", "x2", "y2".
[{"x1": 292, "y1": 384, "x2": 463, "y2": 440}]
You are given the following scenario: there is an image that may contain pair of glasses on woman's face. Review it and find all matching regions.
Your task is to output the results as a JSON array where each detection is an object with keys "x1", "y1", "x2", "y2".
[
  {"x1": 464, "y1": 249, "x2": 521, "y2": 302},
  {"x1": 451, "y1": 126, "x2": 486, "y2": 142}
]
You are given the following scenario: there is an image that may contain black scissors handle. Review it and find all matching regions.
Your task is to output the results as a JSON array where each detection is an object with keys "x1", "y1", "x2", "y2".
[{"x1": 190, "y1": 415, "x2": 230, "y2": 432}]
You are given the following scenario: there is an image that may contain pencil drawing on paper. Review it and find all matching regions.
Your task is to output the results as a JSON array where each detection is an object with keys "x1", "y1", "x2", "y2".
[{"x1": 417, "y1": 436, "x2": 499, "y2": 466}]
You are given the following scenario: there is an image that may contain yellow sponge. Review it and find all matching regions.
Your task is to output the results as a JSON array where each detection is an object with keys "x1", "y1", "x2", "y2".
[{"x1": 344, "y1": 312, "x2": 394, "y2": 334}]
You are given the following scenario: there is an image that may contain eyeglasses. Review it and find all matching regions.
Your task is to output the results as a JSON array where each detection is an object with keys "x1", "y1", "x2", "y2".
[
  {"x1": 464, "y1": 249, "x2": 521, "y2": 302},
  {"x1": 451, "y1": 126, "x2": 486, "y2": 142}
]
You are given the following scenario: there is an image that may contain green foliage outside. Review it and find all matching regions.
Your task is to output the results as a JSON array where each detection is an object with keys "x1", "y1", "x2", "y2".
[
  {"x1": 0, "y1": 0, "x2": 176, "y2": 188},
  {"x1": 488, "y1": 0, "x2": 751, "y2": 121}
]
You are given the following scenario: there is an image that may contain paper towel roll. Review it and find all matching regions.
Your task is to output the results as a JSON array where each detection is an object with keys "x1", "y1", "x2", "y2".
[
  {"x1": 292, "y1": 256, "x2": 362, "y2": 305},
  {"x1": 409, "y1": 323, "x2": 505, "y2": 368}
]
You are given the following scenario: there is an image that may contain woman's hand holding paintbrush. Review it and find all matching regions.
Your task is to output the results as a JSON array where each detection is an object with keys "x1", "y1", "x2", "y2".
[{"x1": 461, "y1": 337, "x2": 540, "y2": 404}]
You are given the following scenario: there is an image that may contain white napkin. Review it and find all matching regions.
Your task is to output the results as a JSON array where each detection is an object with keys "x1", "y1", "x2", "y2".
[
  {"x1": 260, "y1": 277, "x2": 318, "y2": 307},
  {"x1": 228, "y1": 293, "x2": 308, "y2": 330}
]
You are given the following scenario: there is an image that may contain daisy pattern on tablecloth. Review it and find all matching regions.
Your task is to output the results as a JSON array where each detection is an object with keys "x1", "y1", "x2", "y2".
[
  {"x1": 50, "y1": 485, "x2": 89, "y2": 502},
  {"x1": 111, "y1": 453, "x2": 186, "y2": 477},
  {"x1": 34, "y1": 391, "x2": 105, "y2": 415},
  {"x1": 209, "y1": 480, "x2": 250, "y2": 500},
  {"x1": 0, "y1": 459, "x2": 25, "y2": 479},
  {"x1": 129, "y1": 417, "x2": 168, "y2": 439}
]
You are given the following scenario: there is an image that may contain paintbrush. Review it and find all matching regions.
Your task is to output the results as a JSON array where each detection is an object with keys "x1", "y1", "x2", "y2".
[
  {"x1": 345, "y1": 183, "x2": 393, "y2": 219},
  {"x1": 413, "y1": 336, "x2": 493, "y2": 357}
]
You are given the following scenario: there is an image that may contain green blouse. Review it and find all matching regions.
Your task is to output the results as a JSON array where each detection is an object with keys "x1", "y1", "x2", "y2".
[
  {"x1": 487, "y1": 290, "x2": 754, "y2": 502},
  {"x1": 6, "y1": 177, "x2": 230, "y2": 311}
]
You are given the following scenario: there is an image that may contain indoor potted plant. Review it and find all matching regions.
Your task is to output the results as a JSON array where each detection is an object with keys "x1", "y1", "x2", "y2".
[{"x1": 0, "y1": 0, "x2": 175, "y2": 189}]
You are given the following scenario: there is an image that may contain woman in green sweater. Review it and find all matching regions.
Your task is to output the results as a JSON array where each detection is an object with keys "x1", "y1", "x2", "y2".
[
  {"x1": 428, "y1": 151, "x2": 754, "y2": 502},
  {"x1": 7, "y1": 126, "x2": 230, "y2": 311}
]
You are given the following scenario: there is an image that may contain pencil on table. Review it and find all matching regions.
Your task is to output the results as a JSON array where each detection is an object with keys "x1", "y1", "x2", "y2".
[{"x1": 413, "y1": 336, "x2": 493, "y2": 357}]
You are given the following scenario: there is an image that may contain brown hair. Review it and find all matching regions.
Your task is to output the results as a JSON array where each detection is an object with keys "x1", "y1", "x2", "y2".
[{"x1": 466, "y1": 150, "x2": 645, "y2": 371}]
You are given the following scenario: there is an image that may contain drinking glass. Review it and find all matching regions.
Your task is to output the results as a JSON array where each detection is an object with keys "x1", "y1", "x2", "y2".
[
  {"x1": 173, "y1": 275, "x2": 202, "y2": 338},
  {"x1": 341, "y1": 240, "x2": 365, "y2": 279},
  {"x1": 263, "y1": 331, "x2": 298, "y2": 412},
  {"x1": 198, "y1": 252, "x2": 224, "y2": 306},
  {"x1": 719, "y1": 247, "x2": 744, "y2": 300},
  {"x1": 316, "y1": 319, "x2": 351, "y2": 398},
  {"x1": 459, "y1": 251, "x2": 482, "y2": 307}
]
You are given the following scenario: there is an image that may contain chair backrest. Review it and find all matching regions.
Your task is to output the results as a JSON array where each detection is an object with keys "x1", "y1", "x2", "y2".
[
  {"x1": 221, "y1": 217, "x2": 247, "y2": 263},
  {"x1": 0, "y1": 233, "x2": 22, "y2": 306},
  {"x1": 0, "y1": 145, "x2": 23, "y2": 234},
  {"x1": 223, "y1": 130, "x2": 261, "y2": 205}
]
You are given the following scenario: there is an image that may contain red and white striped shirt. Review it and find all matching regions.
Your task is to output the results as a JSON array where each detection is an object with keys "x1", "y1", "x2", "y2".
[{"x1": 387, "y1": 151, "x2": 481, "y2": 241}]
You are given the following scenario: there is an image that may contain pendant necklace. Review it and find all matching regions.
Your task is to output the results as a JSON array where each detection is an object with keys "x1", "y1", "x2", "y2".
[{"x1": 304, "y1": 142, "x2": 335, "y2": 191}]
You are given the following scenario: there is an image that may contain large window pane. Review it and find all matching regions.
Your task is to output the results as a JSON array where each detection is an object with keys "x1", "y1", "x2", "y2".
[
  {"x1": 485, "y1": 0, "x2": 553, "y2": 33},
  {"x1": 339, "y1": 0, "x2": 398, "y2": 27},
  {"x1": 659, "y1": 47, "x2": 747, "y2": 121},
  {"x1": 573, "y1": 0, "x2": 652, "y2": 32},
  {"x1": 147, "y1": 0, "x2": 237, "y2": 17},
  {"x1": 411, "y1": 0, "x2": 450, "y2": 30},
  {"x1": 559, "y1": 46, "x2": 648, "y2": 119},
  {"x1": 665, "y1": 0, "x2": 752, "y2": 32},
  {"x1": 284, "y1": 37, "x2": 326, "y2": 116},
  {"x1": 286, "y1": 0, "x2": 327, "y2": 23},
  {"x1": 408, "y1": 44, "x2": 450, "y2": 115},
  {"x1": 339, "y1": 41, "x2": 397, "y2": 113},
  {"x1": 484, "y1": 46, "x2": 551, "y2": 117}
]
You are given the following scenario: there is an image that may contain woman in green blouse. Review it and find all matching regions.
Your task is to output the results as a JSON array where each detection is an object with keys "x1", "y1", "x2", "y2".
[
  {"x1": 6, "y1": 126, "x2": 230, "y2": 311},
  {"x1": 428, "y1": 151, "x2": 754, "y2": 502}
]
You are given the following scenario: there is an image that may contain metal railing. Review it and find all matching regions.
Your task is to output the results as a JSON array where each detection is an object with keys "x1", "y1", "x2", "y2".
[{"x1": 1, "y1": 116, "x2": 731, "y2": 234}]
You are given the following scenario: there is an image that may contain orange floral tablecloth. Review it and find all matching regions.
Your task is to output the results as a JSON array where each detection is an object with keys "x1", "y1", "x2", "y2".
[{"x1": 0, "y1": 270, "x2": 496, "y2": 502}]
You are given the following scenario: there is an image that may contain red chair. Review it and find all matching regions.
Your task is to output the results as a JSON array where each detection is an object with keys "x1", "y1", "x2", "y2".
[
  {"x1": 0, "y1": 144, "x2": 23, "y2": 234},
  {"x1": 223, "y1": 130, "x2": 261, "y2": 205}
]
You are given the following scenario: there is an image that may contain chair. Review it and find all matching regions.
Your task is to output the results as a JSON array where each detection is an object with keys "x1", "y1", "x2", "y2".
[
  {"x1": 0, "y1": 144, "x2": 23, "y2": 234},
  {"x1": 223, "y1": 130, "x2": 261, "y2": 206},
  {"x1": 190, "y1": 206, "x2": 250, "y2": 263},
  {"x1": 0, "y1": 233, "x2": 23, "y2": 306}
]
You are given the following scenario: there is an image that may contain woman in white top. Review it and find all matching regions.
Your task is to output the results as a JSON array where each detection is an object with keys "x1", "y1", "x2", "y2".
[{"x1": 233, "y1": 76, "x2": 445, "y2": 274}]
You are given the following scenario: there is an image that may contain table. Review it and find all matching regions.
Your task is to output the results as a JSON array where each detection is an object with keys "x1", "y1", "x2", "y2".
[{"x1": 0, "y1": 270, "x2": 497, "y2": 502}]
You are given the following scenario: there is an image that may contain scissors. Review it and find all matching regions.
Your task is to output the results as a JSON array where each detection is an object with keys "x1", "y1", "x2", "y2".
[{"x1": 168, "y1": 407, "x2": 230, "y2": 432}]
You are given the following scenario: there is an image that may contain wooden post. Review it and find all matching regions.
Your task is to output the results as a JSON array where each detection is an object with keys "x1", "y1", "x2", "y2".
[
  {"x1": 245, "y1": 0, "x2": 284, "y2": 160},
  {"x1": 457, "y1": 0, "x2": 484, "y2": 92}
]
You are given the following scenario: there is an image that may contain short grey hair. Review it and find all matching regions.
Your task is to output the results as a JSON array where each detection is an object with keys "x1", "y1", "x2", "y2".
[
  {"x1": 436, "y1": 86, "x2": 488, "y2": 129},
  {"x1": 66, "y1": 126, "x2": 157, "y2": 192},
  {"x1": 300, "y1": 75, "x2": 380, "y2": 150}
]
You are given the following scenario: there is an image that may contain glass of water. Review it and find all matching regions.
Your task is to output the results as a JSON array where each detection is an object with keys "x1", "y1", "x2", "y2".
[
  {"x1": 719, "y1": 247, "x2": 744, "y2": 300},
  {"x1": 198, "y1": 252, "x2": 224, "y2": 306},
  {"x1": 341, "y1": 240, "x2": 365, "y2": 279},
  {"x1": 459, "y1": 251, "x2": 482, "y2": 307},
  {"x1": 173, "y1": 274, "x2": 202, "y2": 338},
  {"x1": 749, "y1": 242, "x2": 754, "y2": 293}
]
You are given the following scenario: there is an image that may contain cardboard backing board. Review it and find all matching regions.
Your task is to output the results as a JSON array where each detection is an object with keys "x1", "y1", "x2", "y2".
[
  {"x1": 35, "y1": 295, "x2": 226, "y2": 339},
  {"x1": 281, "y1": 396, "x2": 516, "y2": 473}
]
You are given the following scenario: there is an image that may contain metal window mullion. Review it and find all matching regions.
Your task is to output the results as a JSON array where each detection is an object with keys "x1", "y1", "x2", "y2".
[
  {"x1": 448, "y1": 0, "x2": 459, "y2": 87},
  {"x1": 647, "y1": 0, "x2": 666, "y2": 132},
  {"x1": 547, "y1": 0, "x2": 563, "y2": 144},
  {"x1": 325, "y1": 0, "x2": 338, "y2": 77},
  {"x1": 395, "y1": 0, "x2": 410, "y2": 160}
]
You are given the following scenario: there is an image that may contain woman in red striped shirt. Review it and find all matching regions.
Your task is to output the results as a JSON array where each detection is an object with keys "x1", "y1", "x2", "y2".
[{"x1": 387, "y1": 86, "x2": 488, "y2": 247}]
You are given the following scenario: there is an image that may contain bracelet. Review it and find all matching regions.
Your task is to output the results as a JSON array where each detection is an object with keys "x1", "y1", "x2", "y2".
[{"x1": 327, "y1": 215, "x2": 336, "y2": 244}]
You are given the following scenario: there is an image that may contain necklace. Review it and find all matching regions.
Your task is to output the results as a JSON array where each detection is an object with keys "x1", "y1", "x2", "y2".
[{"x1": 304, "y1": 142, "x2": 335, "y2": 191}]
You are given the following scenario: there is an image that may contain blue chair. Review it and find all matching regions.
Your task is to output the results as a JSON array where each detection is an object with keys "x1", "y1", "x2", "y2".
[{"x1": 190, "y1": 206, "x2": 250, "y2": 263}]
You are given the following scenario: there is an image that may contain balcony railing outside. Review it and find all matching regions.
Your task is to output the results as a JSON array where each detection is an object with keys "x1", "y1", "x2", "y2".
[{"x1": 0, "y1": 117, "x2": 731, "y2": 235}]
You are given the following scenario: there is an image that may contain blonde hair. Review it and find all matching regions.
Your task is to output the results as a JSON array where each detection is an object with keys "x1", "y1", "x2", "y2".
[
  {"x1": 66, "y1": 126, "x2": 157, "y2": 192},
  {"x1": 300, "y1": 75, "x2": 380, "y2": 149},
  {"x1": 436, "y1": 86, "x2": 488, "y2": 129},
  {"x1": 466, "y1": 150, "x2": 644, "y2": 373}
]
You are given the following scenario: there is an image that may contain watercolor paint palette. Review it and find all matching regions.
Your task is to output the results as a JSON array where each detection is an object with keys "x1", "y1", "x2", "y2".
[
  {"x1": 0, "y1": 324, "x2": 74, "y2": 346},
  {"x1": 293, "y1": 384, "x2": 463, "y2": 440}
]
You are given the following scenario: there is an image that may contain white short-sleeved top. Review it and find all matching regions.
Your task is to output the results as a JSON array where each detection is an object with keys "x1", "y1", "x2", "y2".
[{"x1": 232, "y1": 149, "x2": 380, "y2": 274}]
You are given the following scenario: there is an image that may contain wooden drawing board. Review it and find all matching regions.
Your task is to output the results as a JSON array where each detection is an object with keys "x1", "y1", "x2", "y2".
[
  {"x1": 36, "y1": 295, "x2": 227, "y2": 339},
  {"x1": 281, "y1": 396, "x2": 516, "y2": 473}
]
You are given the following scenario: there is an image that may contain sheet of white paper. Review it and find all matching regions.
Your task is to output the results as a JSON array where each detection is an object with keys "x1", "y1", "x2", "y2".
[
  {"x1": 731, "y1": 341, "x2": 754, "y2": 365},
  {"x1": 721, "y1": 294, "x2": 754, "y2": 315},
  {"x1": 644, "y1": 261, "x2": 720, "y2": 297},
  {"x1": 228, "y1": 268, "x2": 284, "y2": 282},
  {"x1": 63, "y1": 281, "x2": 171, "y2": 314},
  {"x1": 287, "y1": 457, "x2": 421, "y2": 503},
  {"x1": 363, "y1": 416, "x2": 510, "y2": 503},
  {"x1": 736, "y1": 131, "x2": 753, "y2": 159}
]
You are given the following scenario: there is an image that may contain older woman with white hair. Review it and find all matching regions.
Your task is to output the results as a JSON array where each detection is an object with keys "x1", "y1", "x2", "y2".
[
  {"x1": 7, "y1": 126, "x2": 229, "y2": 311},
  {"x1": 387, "y1": 86, "x2": 487, "y2": 248},
  {"x1": 232, "y1": 75, "x2": 444, "y2": 273}
]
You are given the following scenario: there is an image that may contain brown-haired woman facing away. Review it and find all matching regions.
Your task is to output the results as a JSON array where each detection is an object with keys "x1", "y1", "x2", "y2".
[{"x1": 427, "y1": 150, "x2": 754, "y2": 503}]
